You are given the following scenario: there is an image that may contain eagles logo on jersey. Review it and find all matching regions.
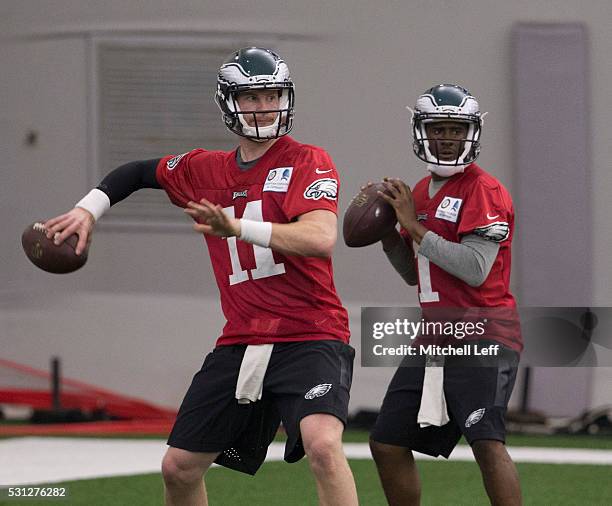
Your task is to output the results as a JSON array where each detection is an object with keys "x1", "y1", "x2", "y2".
[
  {"x1": 304, "y1": 178, "x2": 338, "y2": 201},
  {"x1": 473, "y1": 221, "x2": 510, "y2": 242},
  {"x1": 166, "y1": 153, "x2": 187, "y2": 170}
]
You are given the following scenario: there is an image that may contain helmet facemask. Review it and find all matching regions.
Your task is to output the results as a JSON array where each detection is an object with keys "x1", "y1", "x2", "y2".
[
  {"x1": 224, "y1": 84, "x2": 295, "y2": 142},
  {"x1": 414, "y1": 115, "x2": 482, "y2": 167}
]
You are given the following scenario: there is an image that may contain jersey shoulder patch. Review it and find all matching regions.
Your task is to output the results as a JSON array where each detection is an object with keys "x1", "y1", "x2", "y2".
[
  {"x1": 166, "y1": 153, "x2": 188, "y2": 170},
  {"x1": 303, "y1": 178, "x2": 338, "y2": 201},
  {"x1": 473, "y1": 221, "x2": 510, "y2": 242}
]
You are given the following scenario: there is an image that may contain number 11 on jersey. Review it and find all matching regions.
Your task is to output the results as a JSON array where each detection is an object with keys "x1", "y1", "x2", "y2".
[{"x1": 224, "y1": 200, "x2": 286, "y2": 285}]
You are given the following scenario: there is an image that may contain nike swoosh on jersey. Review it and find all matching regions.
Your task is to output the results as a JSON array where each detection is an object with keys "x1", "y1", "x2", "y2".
[
  {"x1": 315, "y1": 168, "x2": 333, "y2": 174},
  {"x1": 486, "y1": 213, "x2": 500, "y2": 220}
]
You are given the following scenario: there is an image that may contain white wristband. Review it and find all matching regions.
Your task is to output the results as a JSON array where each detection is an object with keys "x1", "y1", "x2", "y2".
[
  {"x1": 75, "y1": 189, "x2": 111, "y2": 222},
  {"x1": 239, "y1": 219, "x2": 272, "y2": 248}
]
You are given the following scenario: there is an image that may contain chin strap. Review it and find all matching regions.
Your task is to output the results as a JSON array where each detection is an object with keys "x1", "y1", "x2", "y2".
[
  {"x1": 237, "y1": 112, "x2": 281, "y2": 140},
  {"x1": 426, "y1": 163, "x2": 467, "y2": 178}
]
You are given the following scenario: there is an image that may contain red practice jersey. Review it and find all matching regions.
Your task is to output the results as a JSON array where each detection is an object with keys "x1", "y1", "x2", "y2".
[
  {"x1": 403, "y1": 163, "x2": 522, "y2": 351},
  {"x1": 156, "y1": 136, "x2": 350, "y2": 346}
]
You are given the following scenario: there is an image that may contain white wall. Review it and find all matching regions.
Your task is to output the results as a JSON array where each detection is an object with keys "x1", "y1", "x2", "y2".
[{"x1": 1, "y1": 0, "x2": 611, "y2": 414}]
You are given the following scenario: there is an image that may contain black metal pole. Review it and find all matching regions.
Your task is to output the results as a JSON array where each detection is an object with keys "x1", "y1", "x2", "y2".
[
  {"x1": 51, "y1": 356, "x2": 61, "y2": 411},
  {"x1": 520, "y1": 366, "x2": 531, "y2": 413}
]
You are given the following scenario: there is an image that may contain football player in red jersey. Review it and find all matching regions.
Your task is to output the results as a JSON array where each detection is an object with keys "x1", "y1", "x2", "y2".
[
  {"x1": 368, "y1": 85, "x2": 522, "y2": 505},
  {"x1": 44, "y1": 47, "x2": 358, "y2": 506}
]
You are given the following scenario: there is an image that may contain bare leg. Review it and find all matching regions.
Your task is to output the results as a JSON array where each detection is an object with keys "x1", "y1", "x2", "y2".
[
  {"x1": 369, "y1": 439, "x2": 421, "y2": 506},
  {"x1": 472, "y1": 440, "x2": 521, "y2": 506},
  {"x1": 300, "y1": 414, "x2": 358, "y2": 506},
  {"x1": 161, "y1": 447, "x2": 219, "y2": 506}
]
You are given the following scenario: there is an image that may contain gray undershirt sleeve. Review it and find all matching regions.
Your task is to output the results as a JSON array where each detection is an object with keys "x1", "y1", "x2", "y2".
[
  {"x1": 383, "y1": 238, "x2": 418, "y2": 285},
  {"x1": 418, "y1": 232, "x2": 500, "y2": 287}
]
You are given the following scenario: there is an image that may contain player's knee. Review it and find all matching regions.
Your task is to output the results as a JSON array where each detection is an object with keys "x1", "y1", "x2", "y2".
[
  {"x1": 161, "y1": 453, "x2": 204, "y2": 488},
  {"x1": 304, "y1": 433, "x2": 342, "y2": 474},
  {"x1": 369, "y1": 438, "x2": 409, "y2": 464},
  {"x1": 472, "y1": 439, "x2": 506, "y2": 464}
]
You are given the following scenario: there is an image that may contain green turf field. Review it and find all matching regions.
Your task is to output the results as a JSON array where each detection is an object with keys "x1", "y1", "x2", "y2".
[
  {"x1": 1, "y1": 431, "x2": 610, "y2": 505},
  {"x1": 2, "y1": 459, "x2": 610, "y2": 506}
]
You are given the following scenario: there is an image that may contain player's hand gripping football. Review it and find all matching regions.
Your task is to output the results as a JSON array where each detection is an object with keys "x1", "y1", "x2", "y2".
[
  {"x1": 185, "y1": 199, "x2": 241, "y2": 238},
  {"x1": 44, "y1": 207, "x2": 95, "y2": 256},
  {"x1": 377, "y1": 178, "x2": 417, "y2": 229},
  {"x1": 377, "y1": 177, "x2": 428, "y2": 244}
]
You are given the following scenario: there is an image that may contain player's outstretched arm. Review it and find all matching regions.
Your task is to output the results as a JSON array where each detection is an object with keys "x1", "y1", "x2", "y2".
[
  {"x1": 185, "y1": 198, "x2": 336, "y2": 258},
  {"x1": 44, "y1": 158, "x2": 161, "y2": 254}
]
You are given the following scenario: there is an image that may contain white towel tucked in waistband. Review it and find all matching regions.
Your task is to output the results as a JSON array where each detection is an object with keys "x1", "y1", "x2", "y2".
[
  {"x1": 417, "y1": 356, "x2": 450, "y2": 428},
  {"x1": 235, "y1": 344, "x2": 274, "y2": 404}
]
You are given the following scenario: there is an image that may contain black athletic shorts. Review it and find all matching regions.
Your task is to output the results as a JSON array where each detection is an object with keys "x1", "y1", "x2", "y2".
[
  {"x1": 370, "y1": 340, "x2": 519, "y2": 458},
  {"x1": 167, "y1": 340, "x2": 354, "y2": 475}
]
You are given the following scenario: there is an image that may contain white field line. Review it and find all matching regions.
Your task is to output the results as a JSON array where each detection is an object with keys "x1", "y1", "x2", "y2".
[{"x1": 1, "y1": 438, "x2": 611, "y2": 486}]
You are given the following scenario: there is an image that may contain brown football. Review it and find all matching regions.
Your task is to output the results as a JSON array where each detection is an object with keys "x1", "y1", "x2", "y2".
[
  {"x1": 343, "y1": 183, "x2": 397, "y2": 247},
  {"x1": 21, "y1": 222, "x2": 88, "y2": 274}
]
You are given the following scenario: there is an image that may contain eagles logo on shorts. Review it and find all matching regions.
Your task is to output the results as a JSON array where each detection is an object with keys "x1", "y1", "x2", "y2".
[
  {"x1": 465, "y1": 408, "x2": 486, "y2": 427},
  {"x1": 304, "y1": 383, "x2": 332, "y2": 399}
]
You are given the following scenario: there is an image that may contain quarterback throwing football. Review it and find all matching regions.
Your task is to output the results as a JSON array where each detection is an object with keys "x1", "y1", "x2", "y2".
[
  {"x1": 45, "y1": 48, "x2": 357, "y2": 506},
  {"x1": 368, "y1": 84, "x2": 522, "y2": 505}
]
